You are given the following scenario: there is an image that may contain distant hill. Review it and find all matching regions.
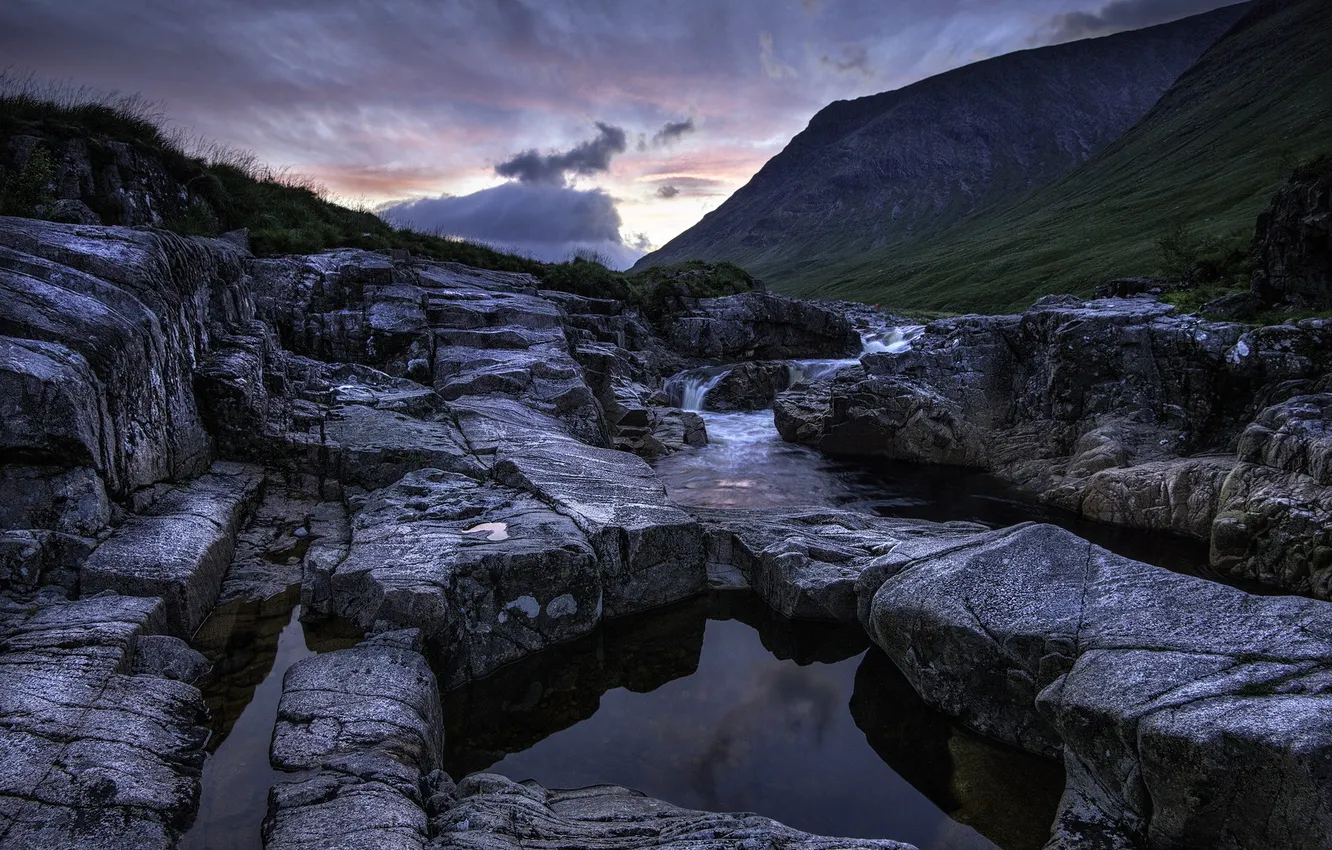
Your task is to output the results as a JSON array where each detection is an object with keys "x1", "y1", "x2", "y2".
[
  {"x1": 634, "y1": 5, "x2": 1248, "y2": 289},
  {"x1": 797, "y1": 0, "x2": 1332, "y2": 313}
]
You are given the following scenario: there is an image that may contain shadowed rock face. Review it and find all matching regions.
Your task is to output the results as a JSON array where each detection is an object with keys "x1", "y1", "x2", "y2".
[
  {"x1": 777, "y1": 296, "x2": 1332, "y2": 597},
  {"x1": 1251, "y1": 156, "x2": 1332, "y2": 307}
]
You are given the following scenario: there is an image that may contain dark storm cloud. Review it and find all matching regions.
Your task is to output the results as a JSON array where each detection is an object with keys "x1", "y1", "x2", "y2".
[
  {"x1": 494, "y1": 122, "x2": 628, "y2": 186},
  {"x1": 380, "y1": 182, "x2": 645, "y2": 268},
  {"x1": 383, "y1": 183, "x2": 622, "y2": 245},
  {"x1": 652, "y1": 118, "x2": 696, "y2": 147},
  {"x1": 656, "y1": 185, "x2": 681, "y2": 199},
  {"x1": 1045, "y1": 0, "x2": 1242, "y2": 42}
]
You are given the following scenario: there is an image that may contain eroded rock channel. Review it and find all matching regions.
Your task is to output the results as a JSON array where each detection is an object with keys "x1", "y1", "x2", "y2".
[{"x1": 1, "y1": 218, "x2": 1329, "y2": 850}]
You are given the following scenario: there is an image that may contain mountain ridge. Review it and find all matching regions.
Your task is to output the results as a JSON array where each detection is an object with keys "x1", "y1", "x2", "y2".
[
  {"x1": 634, "y1": 4, "x2": 1249, "y2": 281},
  {"x1": 802, "y1": 0, "x2": 1332, "y2": 312}
]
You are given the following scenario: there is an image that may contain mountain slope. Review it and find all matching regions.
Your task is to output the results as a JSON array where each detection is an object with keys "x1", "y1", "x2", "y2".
[
  {"x1": 802, "y1": 0, "x2": 1332, "y2": 313},
  {"x1": 634, "y1": 5, "x2": 1247, "y2": 280}
]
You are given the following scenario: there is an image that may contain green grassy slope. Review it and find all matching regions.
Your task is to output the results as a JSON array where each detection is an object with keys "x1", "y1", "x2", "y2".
[{"x1": 794, "y1": 0, "x2": 1332, "y2": 314}]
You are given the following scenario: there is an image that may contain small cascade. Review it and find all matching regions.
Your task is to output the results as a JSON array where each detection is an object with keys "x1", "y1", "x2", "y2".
[
  {"x1": 861, "y1": 325, "x2": 925, "y2": 355},
  {"x1": 664, "y1": 366, "x2": 732, "y2": 411}
]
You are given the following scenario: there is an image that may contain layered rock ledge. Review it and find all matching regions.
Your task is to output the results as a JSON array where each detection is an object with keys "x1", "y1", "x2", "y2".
[{"x1": 777, "y1": 295, "x2": 1332, "y2": 596}]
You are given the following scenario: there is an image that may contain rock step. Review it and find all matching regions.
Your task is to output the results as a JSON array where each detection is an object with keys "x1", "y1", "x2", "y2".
[
  {"x1": 81, "y1": 461, "x2": 264, "y2": 635},
  {"x1": 0, "y1": 593, "x2": 208, "y2": 850}
]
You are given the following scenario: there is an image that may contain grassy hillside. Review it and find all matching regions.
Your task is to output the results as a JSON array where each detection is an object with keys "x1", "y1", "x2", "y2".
[
  {"x1": 798, "y1": 0, "x2": 1332, "y2": 313},
  {"x1": 0, "y1": 73, "x2": 752, "y2": 306}
]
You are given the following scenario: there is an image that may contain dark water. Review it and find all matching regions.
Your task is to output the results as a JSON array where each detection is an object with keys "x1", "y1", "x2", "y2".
[
  {"x1": 441, "y1": 593, "x2": 1065, "y2": 850},
  {"x1": 179, "y1": 586, "x2": 361, "y2": 850},
  {"x1": 653, "y1": 410, "x2": 1257, "y2": 587}
]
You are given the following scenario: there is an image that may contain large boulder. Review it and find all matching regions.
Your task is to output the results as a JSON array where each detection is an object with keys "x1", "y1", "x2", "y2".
[
  {"x1": 861, "y1": 521, "x2": 1332, "y2": 849},
  {"x1": 662, "y1": 291, "x2": 860, "y2": 361},
  {"x1": 263, "y1": 631, "x2": 442, "y2": 850},
  {"x1": 81, "y1": 462, "x2": 264, "y2": 634},
  {"x1": 695, "y1": 507, "x2": 987, "y2": 621},
  {"x1": 1251, "y1": 155, "x2": 1332, "y2": 307},
  {"x1": 493, "y1": 432, "x2": 706, "y2": 617}
]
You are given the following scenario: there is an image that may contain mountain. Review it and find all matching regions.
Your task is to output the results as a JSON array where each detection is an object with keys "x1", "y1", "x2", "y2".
[
  {"x1": 801, "y1": 0, "x2": 1332, "y2": 312},
  {"x1": 634, "y1": 4, "x2": 1248, "y2": 285}
]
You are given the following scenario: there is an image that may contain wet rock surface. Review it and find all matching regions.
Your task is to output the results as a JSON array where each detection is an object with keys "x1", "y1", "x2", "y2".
[
  {"x1": 312, "y1": 468, "x2": 601, "y2": 686},
  {"x1": 430, "y1": 774, "x2": 916, "y2": 850},
  {"x1": 861, "y1": 522, "x2": 1332, "y2": 849},
  {"x1": 0, "y1": 593, "x2": 208, "y2": 850},
  {"x1": 778, "y1": 296, "x2": 1332, "y2": 596},
  {"x1": 695, "y1": 507, "x2": 987, "y2": 621},
  {"x1": 2, "y1": 215, "x2": 1332, "y2": 850}
]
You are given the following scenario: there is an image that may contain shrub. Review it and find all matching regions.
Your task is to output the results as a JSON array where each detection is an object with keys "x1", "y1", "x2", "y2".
[{"x1": 0, "y1": 146, "x2": 56, "y2": 217}]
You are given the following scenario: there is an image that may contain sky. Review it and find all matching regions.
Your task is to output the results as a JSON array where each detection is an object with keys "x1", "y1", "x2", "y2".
[{"x1": 1, "y1": 0, "x2": 1238, "y2": 267}]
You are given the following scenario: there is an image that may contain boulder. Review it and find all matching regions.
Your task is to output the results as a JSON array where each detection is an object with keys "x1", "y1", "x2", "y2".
[
  {"x1": 81, "y1": 462, "x2": 264, "y2": 635},
  {"x1": 263, "y1": 632, "x2": 443, "y2": 850},
  {"x1": 1251, "y1": 155, "x2": 1332, "y2": 307},
  {"x1": 861, "y1": 522, "x2": 1332, "y2": 849},
  {"x1": 315, "y1": 469, "x2": 600, "y2": 686},
  {"x1": 702, "y1": 361, "x2": 792, "y2": 411},
  {"x1": 493, "y1": 432, "x2": 706, "y2": 617},
  {"x1": 695, "y1": 507, "x2": 987, "y2": 621},
  {"x1": 0, "y1": 218, "x2": 250, "y2": 498},
  {"x1": 662, "y1": 291, "x2": 860, "y2": 361}
]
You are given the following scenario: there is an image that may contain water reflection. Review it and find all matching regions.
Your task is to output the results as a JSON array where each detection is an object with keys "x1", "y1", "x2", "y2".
[
  {"x1": 441, "y1": 592, "x2": 1063, "y2": 850},
  {"x1": 179, "y1": 587, "x2": 361, "y2": 850},
  {"x1": 653, "y1": 411, "x2": 1264, "y2": 588}
]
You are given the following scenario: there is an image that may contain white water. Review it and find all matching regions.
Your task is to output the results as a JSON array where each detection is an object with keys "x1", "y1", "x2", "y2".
[
  {"x1": 654, "y1": 324, "x2": 929, "y2": 508},
  {"x1": 666, "y1": 324, "x2": 925, "y2": 413}
]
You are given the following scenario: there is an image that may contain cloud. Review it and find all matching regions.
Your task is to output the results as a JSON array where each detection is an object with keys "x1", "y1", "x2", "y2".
[
  {"x1": 494, "y1": 122, "x2": 628, "y2": 186},
  {"x1": 759, "y1": 31, "x2": 797, "y2": 80},
  {"x1": 649, "y1": 176, "x2": 728, "y2": 198},
  {"x1": 820, "y1": 44, "x2": 873, "y2": 77},
  {"x1": 652, "y1": 118, "x2": 696, "y2": 147},
  {"x1": 380, "y1": 182, "x2": 645, "y2": 269},
  {"x1": 1044, "y1": 0, "x2": 1239, "y2": 42}
]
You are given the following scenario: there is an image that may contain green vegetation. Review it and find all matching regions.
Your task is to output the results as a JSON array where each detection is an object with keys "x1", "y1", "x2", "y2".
[
  {"x1": 0, "y1": 145, "x2": 56, "y2": 217},
  {"x1": 0, "y1": 71, "x2": 755, "y2": 305},
  {"x1": 783, "y1": 0, "x2": 1332, "y2": 314}
]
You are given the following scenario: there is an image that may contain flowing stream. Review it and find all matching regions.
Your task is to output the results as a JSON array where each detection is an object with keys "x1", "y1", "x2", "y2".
[{"x1": 180, "y1": 323, "x2": 1237, "y2": 850}]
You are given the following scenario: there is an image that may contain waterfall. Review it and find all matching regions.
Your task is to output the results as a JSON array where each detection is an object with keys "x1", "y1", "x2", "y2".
[
  {"x1": 860, "y1": 325, "x2": 925, "y2": 355},
  {"x1": 664, "y1": 367, "x2": 731, "y2": 411},
  {"x1": 662, "y1": 324, "x2": 926, "y2": 411}
]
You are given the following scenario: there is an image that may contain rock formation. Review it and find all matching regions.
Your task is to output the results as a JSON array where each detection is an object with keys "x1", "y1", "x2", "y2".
[
  {"x1": 1251, "y1": 155, "x2": 1332, "y2": 307},
  {"x1": 1, "y1": 213, "x2": 1330, "y2": 850},
  {"x1": 777, "y1": 295, "x2": 1332, "y2": 597}
]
